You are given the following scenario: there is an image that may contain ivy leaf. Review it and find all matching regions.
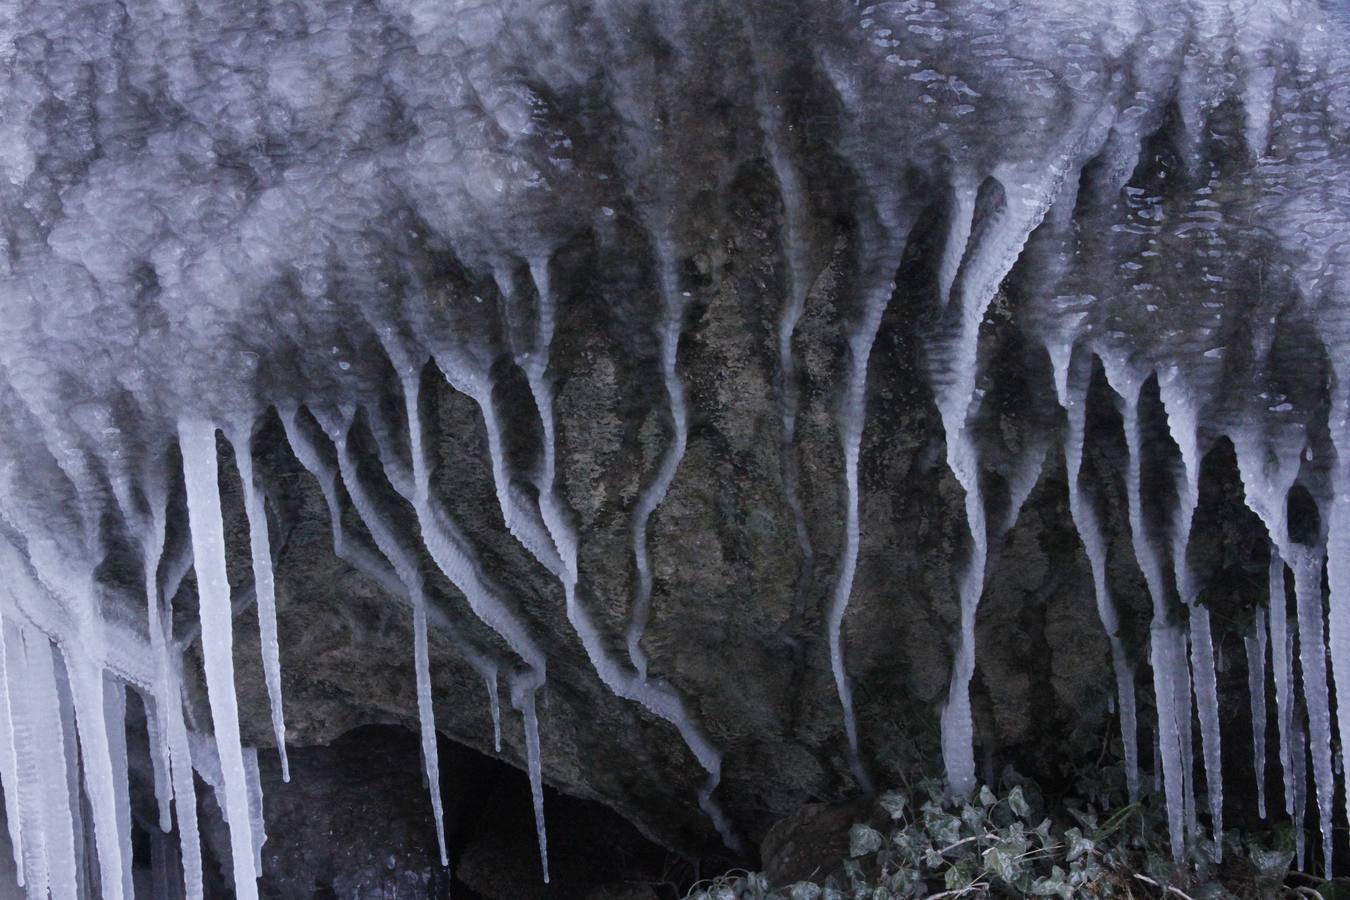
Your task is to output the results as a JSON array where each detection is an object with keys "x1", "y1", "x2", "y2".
[
  {"x1": 983, "y1": 845, "x2": 1022, "y2": 884},
  {"x1": 1249, "y1": 843, "x2": 1294, "y2": 878},
  {"x1": 1030, "y1": 866, "x2": 1074, "y2": 899},
  {"x1": 1065, "y1": 826, "x2": 1095, "y2": 862},
  {"x1": 944, "y1": 860, "x2": 975, "y2": 891},
  {"x1": 788, "y1": 883, "x2": 822, "y2": 900},
  {"x1": 922, "y1": 803, "x2": 962, "y2": 846},
  {"x1": 850, "y1": 824, "x2": 884, "y2": 858},
  {"x1": 879, "y1": 791, "x2": 908, "y2": 820},
  {"x1": 1008, "y1": 785, "x2": 1031, "y2": 818},
  {"x1": 979, "y1": 785, "x2": 997, "y2": 808}
]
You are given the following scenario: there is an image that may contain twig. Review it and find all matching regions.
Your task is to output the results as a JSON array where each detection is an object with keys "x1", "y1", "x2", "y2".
[
  {"x1": 1132, "y1": 873, "x2": 1197, "y2": 900},
  {"x1": 924, "y1": 880, "x2": 990, "y2": 898}
]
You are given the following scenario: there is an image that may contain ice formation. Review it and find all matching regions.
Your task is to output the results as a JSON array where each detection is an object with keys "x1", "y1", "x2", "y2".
[{"x1": 2, "y1": 0, "x2": 1350, "y2": 893}]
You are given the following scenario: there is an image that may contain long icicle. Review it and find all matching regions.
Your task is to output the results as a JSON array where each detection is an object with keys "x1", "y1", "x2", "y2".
[
  {"x1": 228, "y1": 423, "x2": 290, "y2": 783},
  {"x1": 0, "y1": 616, "x2": 25, "y2": 886},
  {"x1": 1158, "y1": 370, "x2": 1222, "y2": 856},
  {"x1": 512, "y1": 258, "x2": 739, "y2": 849},
  {"x1": 1268, "y1": 551, "x2": 1296, "y2": 818},
  {"x1": 828, "y1": 242, "x2": 900, "y2": 796},
  {"x1": 1103, "y1": 362, "x2": 1187, "y2": 863},
  {"x1": 1051, "y1": 349, "x2": 1140, "y2": 801},
  {"x1": 624, "y1": 233, "x2": 692, "y2": 682},
  {"x1": 1245, "y1": 611, "x2": 1268, "y2": 819},
  {"x1": 1289, "y1": 546, "x2": 1333, "y2": 877},
  {"x1": 178, "y1": 417, "x2": 258, "y2": 899},
  {"x1": 937, "y1": 169, "x2": 1070, "y2": 798},
  {"x1": 103, "y1": 677, "x2": 135, "y2": 900},
  {"x1": 0, "y1": 623, "x2": 44, "y2": 895},
  {"x1": 317, "y1": 407, "x2": 450, "y2": 870},
  {"x1": 142, "y1": 468, "x2": 204, "y2": 900},
  {"x1": 26, "y1": 633, "x2": 78, "y2": 900},
  {"x1": 512, "y1": 678, "x2": 549, "y2": 883},
  {"x1": 279, "y1": 403, "x2": 505, "y2": 755},
  {"x1": 1323, "y1": 372, "x2": 1350, "y2": 833},
  {"x1": 393, "y1": 354, "x2": 553, "y2": 868}
]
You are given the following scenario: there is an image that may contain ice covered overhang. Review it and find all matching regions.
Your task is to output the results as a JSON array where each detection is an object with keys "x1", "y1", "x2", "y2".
[{"x1": 2, "y1": 0, "x2": 1350, "y2": 895}]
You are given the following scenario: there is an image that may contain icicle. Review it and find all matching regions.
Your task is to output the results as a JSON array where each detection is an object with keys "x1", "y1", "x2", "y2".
[
  {"x1": 1324, "y1": 373, "x2": 1350, "y2": 832},
  {"x1": 828, "y1": 239, "x2": 903, "y2": 796},
  {"x1": 139, "y1": 689, "x2": 173, "y2": 834},
  {"x1": 624, "y1": 236, "x2": 692, "y2": 683},
  {"x1": 1157, "y1": 369, "x2": 1221, "y2": 854},
  {"x1": 0, "y1": 618, "x2": 24, "y2": 887},
  {"x1": 513, "y1": 680, "x2": 549, "y2": 883},
  {"x1": 243, "y1": 747, "x2": 266, "y2": 875},
  {"x1": 1269, "y1": 551, "x2": 1295, "y2": 817},
  {"x1": 178, "y1": 417, "x2": 259, "y2": 899},
  {"x1": 511, "y1": 259, "x2": 740, "y2": 850},
  {"x1": 1051, "y1": 350, "x2": 1139, "y2": 801},
  {"x1": 53, "y1": 657, "x2": 89, "y2": 899},
  {"x1": 937, "y1": 169, "x2": 1071, "y2": 798},
  {"x1": 39, "y1": 611, "x2": 126, "y2": 899},
  {"x1": 26, "y1": 634, "x2": 77, "y2": 900},
  {"x1": 1103, "y1": 362, "x2": 1186, "y2": 863},
  {"x1": 1245, "y1": 613, "x2": 1268, "y2": 819},
  {"x1": 1289, "y1": 547, "x2": 1333, "y2": 877},
  {"x1": 151, "y1": 830, "x2": 184, "y2": 900},
  {"x1": 938, "y1": 180, "x2": 978, "y2": 309},
  {"x1": 486, "y1": 673, "x2": 502, "y2": 753},
  {"x1": 1292, "y1": 712, "x2": 1308, "y2": 872},
  {"x1": 103, "y1": 677, "x2": 135, "y2": 900},
  {"x1": 279, "y1": 404, "x2": 503, "y2": 692},
  {"x1": 313, "y1": 408, "x2": 449, "y2": 869},
  {"x1": 1188, "y1": 606, "x2": 1222, "y2": 852},
  {"x1": 151, "y1": 521, "x2": 205, "y2": 899},
  {"x1": 0, "y1": 623, "x2": 42, "y2": 896},
  {"x1": 228, "y1": 423, "x2": 290, "y2": 783}
]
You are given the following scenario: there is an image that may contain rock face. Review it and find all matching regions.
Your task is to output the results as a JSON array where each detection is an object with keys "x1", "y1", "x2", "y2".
[{"x1": 2, "y1": 0, "x2": 1350, "y2": 894}]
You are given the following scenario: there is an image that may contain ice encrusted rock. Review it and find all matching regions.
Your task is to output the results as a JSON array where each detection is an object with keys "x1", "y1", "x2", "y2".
[{"x1": 2, "y1": 0, "x2": 1350, "y2": 891}]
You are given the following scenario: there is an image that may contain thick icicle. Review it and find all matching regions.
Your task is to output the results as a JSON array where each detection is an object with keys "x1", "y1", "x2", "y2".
[
  {"x1": 1157, "y1": 371, "x2": 1222, "y2": 853},
  {"x1": 103, "y1": 677, "x2": 135, "y2": 900},
  {"x1": 229, "y1": 424, "x2": 290, "y2": 783},
  {"x1": 1268, "y1": 552, "x2": 1296, "y2": 818},
  {"x1": 53, "y1": 654, "x2": 89, "y2": 899},
  {"x1": 513, "y1": 681, "x2": 549, "y2": 883},
  {"x1": 1051, "y1": 350, "x2": 1139, "y2": 801},
  {"x1": 1324, "y1": 374, "x2": 1350, "y2": 831},
  {"x1": 139, "y1": 689, "x2": 173, "y2": 834},
  {"x1": 178, "y1": 417, "x2": 259, "y2": 899},
  {"x1": 0, "y1": 618, "x2": 24, "y2": 886},
  {"x1": 1103, "y1": 362, "x2": 1187, "y2": 863},
  {"x1": 26, "y1": 634, "x2": 78, "y2": 900},
  {"x1": 937, "y1": 169, "x2": 1070, "y2": 798},
  {"x1": 1289, "y1": 547, "x2": 1333, "y2": 877},
  {"x1": 0, "y1": 624, "x2": 43, "y2": 895},
  {"x1": 1245, "y1": 613, "x2": 1268, "y2": 819},
  {"x1": 625, "y1": 235, "x2": 692, "y2": 682}
]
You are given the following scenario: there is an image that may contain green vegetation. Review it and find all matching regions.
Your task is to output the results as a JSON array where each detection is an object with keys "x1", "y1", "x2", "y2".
[{"x1": 686, "y1": 771, "x2": 1338, "y2": 899}]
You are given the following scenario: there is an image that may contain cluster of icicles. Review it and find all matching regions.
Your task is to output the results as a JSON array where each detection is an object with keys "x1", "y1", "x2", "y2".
[{"x1": 0, "y1": 253, "x2": 753, "y2": 897}]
